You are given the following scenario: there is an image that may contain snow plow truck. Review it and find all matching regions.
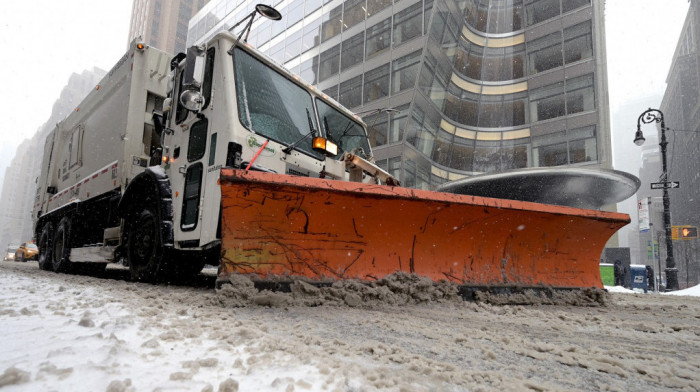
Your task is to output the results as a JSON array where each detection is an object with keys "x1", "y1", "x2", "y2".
[{"x1": 33, "y1": 5, "x2": 630, "y2": 295}]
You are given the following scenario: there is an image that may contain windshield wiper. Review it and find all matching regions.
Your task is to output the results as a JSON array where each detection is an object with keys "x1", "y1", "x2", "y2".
[{"x1": 282, "y1": 108, "x2": 317, "y2": 154}]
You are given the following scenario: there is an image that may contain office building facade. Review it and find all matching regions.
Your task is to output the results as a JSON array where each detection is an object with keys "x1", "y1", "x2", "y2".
[
  {"x1": 188, "y1": 0, "x2": 611, "y2": 189},
  {"x1": 129, "y1": 0, "x2": 211, "y2": 54},
  {"x1": 659, "y1": 0, "x2": 700, "y2": 288}
]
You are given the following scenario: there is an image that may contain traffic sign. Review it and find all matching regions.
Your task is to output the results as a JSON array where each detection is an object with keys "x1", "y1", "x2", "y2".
[
  {"x1": 650, "y1": 181, "x2": 680, "y2": 189},
  {"x1": 672, "y1": 225, "x2": 698, "y2": 240}
]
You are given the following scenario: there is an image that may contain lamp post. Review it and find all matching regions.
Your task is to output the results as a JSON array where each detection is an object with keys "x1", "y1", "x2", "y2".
[{"x1": 634, "y1": 108, "x2": 678, "y2": 291}]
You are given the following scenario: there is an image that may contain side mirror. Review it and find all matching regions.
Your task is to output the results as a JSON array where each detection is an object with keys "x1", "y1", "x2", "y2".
[
  {"x1": 180, "y1": 46, "x2": 206, "y2": 113},
  {"x1": 183, "y1": 45, "x2": 205, "y2": 91}
]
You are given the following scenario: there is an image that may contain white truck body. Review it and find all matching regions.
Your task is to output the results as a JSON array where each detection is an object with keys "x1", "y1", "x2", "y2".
[{"x1": 35, "y1": 44, "x2": 170, "y2": 219}]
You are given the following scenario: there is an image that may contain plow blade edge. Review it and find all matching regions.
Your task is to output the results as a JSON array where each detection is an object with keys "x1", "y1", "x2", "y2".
[{"x1": 219, "y1": 169, "x2": 629, "y2": 289}]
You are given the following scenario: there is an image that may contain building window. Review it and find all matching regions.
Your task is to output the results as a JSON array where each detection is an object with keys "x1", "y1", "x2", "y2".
[
  {"x1": 392, "y1": 50, "x2": 421, "y2": 94},
  {"x1": 432, "y1": 129, "x2": 453, "y2": 167},
  {"x1": 285, "y1": 30, "x2": 303, "y2": 63},
  {"x1": 323, "y1": 84, "x2": 338, "y2": 101},
  {"x1": 444, "y1": 90, "x2": 479, "y2": 127},
  {"x1": 562, "y1": 0, "x2": 590, "y2": 13},
  {"x1": 486, "y1": 0, "x2": 524, "y2": 34},
  {"x1": 525, "y1": 0, "x2": 590, "y2": 27},
  {"x1": 531, "y1": 125, "x2": 596, "y2": 167},
  {"x1": 424, "y1": 0, "x2": 434, "y2": 35},
  {"x1": 449, "y1": 135, "x2": 475, "y2": 172},
  {"x1": 568, "y1": 126, "x2": 597, "y2": 163},
  {"x1": 563, "y1": 21, "x2": 593, "y2": 64},
  {"x1": 465, "y1": 0, "x2": 488, "y2": 32},
  {"x1": 365, "y1": 18, "x2": 391, "y2": 59},
  {"x1": 286, "y1": 0, "x2": 306, "y2": 28},
  {"x1": 306, "y1": 0, "x2": 323, "y2": 13},
  {"x1": 187, "y1": 119, "x2": 209, "y2": 162},
  {"x1": 341, "y1": 31, "x2": 365, "y2": 71},
  {"x1": 454, "y1": 43, "x2": 484, "y2": 80},
  {"x1": 529, "y1": 81, "x2": 565, "y2": 122},
  {"x1": 299, "y1": 56, "x2": 318, "y2": 84},
  {"x1": 322, "y1": 5, "x2": 343, "y2": 42},
  {"x1": 565, "y1": 74, "x2": 595, "y2": 115},
  {"x1": 268, "y1": 41, "x2": 285, "y2": 64},
  {"x1": 527, "y1": 32, "x2": 562, "y2": 74},
  {"x1": 393, "y1": 3, "x2": 423, "y2": 48},
  {"x1": 366, "y1": 0, "x2": 391, "y2": 16},
  {"x1": 343, "y1": 0, "x2": 367, "y2": 31},
  {"x1": 481, "y1": 45, "x2": 526, "y2": 81},
  {"x1": 302, "y1": 18, "x2": 321, "y2": 53},
  {"x1": 319, "y1": 44, "x2": 340, "y2": 81},
  {"x1": 500, "y1": 140, "x2": 529, "y2": 170},
  {"x1": 533, "y1": 130, "x2": 567, "y2": 166},
  {"x1": 388, "y1": 156, "x2": 402, "y2": 181},
  {"x1": 363, "y1": 64, "x2": 390, "y2": 103},
  {"x1": 477, "y1": 92, "x2": 527, "y2": 128},
  {"x1": 339, "y1": 74, "x2": 363, "y2": 109},
  {"x1": 525, "y1": 0, "x2": 560, "y2": 26},
  {"x1": 366, "y1": 112, "x2": 388, "y2": 147},
  {"x1": 389, "y1": 103, "x2": 410, "y2": 143},
  {"x1": 473, "y1": 140, "x2": 503, "y2": 173}
]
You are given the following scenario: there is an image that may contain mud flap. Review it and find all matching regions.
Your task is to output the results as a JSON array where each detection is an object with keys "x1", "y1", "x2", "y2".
[{"x1": 219, "y1": 169, "x2": 629, "y2": 289}]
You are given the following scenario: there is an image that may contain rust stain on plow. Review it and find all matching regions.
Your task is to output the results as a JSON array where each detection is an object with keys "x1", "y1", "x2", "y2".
[{"x1": 219, "y1": 169, "x2": 630, "y2": 289}]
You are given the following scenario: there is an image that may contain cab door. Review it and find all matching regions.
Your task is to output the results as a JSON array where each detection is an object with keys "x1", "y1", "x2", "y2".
[{"x1": 164, "y1": 48, "x2": 215, "y2": 248}]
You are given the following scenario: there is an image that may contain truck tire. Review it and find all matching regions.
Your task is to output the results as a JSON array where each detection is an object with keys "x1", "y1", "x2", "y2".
[
  {"x1": 53, "y1": 218, "x2": 74, "y2": 273},
  {"x1": 127, "y1": 206, "x2": 164, "y2": 282},
  {"x1": 38, "y1": 223, "x2": 54, "y2": 271}
]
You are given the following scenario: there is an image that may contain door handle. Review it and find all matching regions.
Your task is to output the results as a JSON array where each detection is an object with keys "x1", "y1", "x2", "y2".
[{"x1": 178, "y1": 165, "x2": 187, "y2": 175}]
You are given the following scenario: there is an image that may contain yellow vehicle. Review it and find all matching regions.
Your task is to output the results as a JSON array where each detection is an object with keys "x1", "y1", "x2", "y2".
[{"x1": 15, "y1": 242, "x2": 39, "y2": 262}]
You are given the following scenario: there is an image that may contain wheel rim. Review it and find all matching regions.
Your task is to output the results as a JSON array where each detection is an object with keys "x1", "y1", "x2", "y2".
[
  {"x1": 132, "y1": 213, "x2": 156, "y2": 267},
  {"x1": 54, "y1": 230, "x2": 64, "y2": 265},
  {"x1": 39, "y1": 230, "x2": 49, "y2": 266}
]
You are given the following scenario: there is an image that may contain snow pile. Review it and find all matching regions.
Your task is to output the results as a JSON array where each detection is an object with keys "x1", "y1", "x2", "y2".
[
  {"x1": 664, "y1": 283, "x2": 700, "y2": 297},
  {"x1": 473, "y1": 287, "x2": 608, "y2": 306},
  {"x1": 605, "y1": 285, "x2": 637, "y2": 294},
  {"x1": 215, "y1": 271, "x2": 460, "y2": 308}
]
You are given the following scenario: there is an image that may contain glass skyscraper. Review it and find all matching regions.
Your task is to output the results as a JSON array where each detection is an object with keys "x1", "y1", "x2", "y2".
[{"x1": 188, "y1": 0, "x2": 611, "y2": 189}]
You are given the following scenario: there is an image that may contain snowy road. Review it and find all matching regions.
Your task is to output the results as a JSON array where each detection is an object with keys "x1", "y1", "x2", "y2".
[{"x1": 1, "y1": 260, "x2": 699, "y2": 391}]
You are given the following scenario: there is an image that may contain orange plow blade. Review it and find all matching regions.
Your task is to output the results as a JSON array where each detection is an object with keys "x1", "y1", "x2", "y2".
[{"x1": 219, "y1": 169, "x2": 630, "y2": 290}]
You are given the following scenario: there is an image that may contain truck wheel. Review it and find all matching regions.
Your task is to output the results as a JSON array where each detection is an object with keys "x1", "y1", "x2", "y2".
[
  {"x1": 38, "y1": 223, "x2": 54, "y2": 271},
  {"x1": 127, "y1": 206, "x2": 164, "y2": 282},
  {"x1": 53, "y1": 217, "x2": 74, "y2": 273}
]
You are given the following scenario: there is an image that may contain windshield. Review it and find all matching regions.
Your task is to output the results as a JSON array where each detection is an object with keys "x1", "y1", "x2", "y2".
[
  {"x1": 233, "y1": 47, "x2": 322, "y2": 159},
  {"x1": 316, "y1": 98, "x2": 371, "y2": 159},
  {"x1": 27, "y1": 244, "x2": 38, "y2": 250}
]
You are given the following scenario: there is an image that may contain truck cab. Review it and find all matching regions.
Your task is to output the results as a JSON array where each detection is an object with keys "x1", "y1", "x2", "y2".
[{"x1": 118, "y1": 30, "x2": 394, "y2": 282}]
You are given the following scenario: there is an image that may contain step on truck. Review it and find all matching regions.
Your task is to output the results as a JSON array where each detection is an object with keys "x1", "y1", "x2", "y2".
[{"x1": 34, "y1": 5, "x2": 631, "y2": 293}]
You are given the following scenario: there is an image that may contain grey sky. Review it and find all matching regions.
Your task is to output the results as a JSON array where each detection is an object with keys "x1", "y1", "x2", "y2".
[{"x1": 0, "y1": 1, "x2": 132, "y2": 186}]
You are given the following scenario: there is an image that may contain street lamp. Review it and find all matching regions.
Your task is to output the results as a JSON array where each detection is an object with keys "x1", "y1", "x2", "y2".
[{"x1": 634, "y1": 108, "x2": 678, "y2": 291}]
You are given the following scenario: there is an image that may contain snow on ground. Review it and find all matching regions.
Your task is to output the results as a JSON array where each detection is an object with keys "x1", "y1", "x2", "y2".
[
  {"x1": 664, "y1": 283, "x2": 700, "y2": 297},
  {"x1": 604, "y1": 285, "x2": 637, "y2": 294},
  {"x1": 1, "y1": 260, "x2": 700, "y2": 392}
]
